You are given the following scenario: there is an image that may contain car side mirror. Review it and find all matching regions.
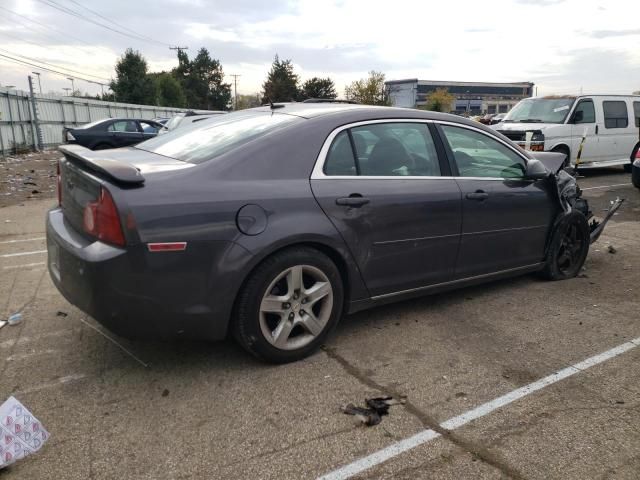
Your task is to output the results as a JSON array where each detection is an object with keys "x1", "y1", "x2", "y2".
[
  {"x1": 524, "y1": 159, "x2": 549, "y2": 180},
  {"x1": 571, "y1": 110, "x2": 583, "y2": 123}
]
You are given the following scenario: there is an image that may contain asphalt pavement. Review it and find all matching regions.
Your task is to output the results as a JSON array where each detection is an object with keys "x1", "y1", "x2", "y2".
[{"x1": 0, "y1": 167, "x2": 638, "y2": 479}]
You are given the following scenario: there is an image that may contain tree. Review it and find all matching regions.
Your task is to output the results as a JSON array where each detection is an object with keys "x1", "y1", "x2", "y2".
[
  {"x1": 235, "y1": 93, "x2": 262, "y2": 110},
  {"x1": 299, "y1": 77, "x2": 337, "y2": 100},
  {"x1": 155, "y1": 73, "x2": 186, "y2": 107},
  {"x1": 262, "y1": 55, "x2": 299, "y2": 103},
  {"x1": 173, "y1": 48, "x2": 231, "y2": 110},
  {"x1": 421, "y1": 88, "x2": 455, "y2": 112},
  {"x1": 344, "y1": 71, "x2": 389, "y2": 105},
  {"x1": 110, "y1": 48, "x2": 156, "y2": 105}
]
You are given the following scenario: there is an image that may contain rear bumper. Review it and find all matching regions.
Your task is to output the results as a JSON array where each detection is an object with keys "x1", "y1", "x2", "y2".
[{"x1": 46, "y1": 207, "x2": 246, "y2": 340}]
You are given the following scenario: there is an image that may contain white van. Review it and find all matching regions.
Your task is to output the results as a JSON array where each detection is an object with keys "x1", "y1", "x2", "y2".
[{"x1": 493, "y1": 95, "x2": 640, "y2": 170}]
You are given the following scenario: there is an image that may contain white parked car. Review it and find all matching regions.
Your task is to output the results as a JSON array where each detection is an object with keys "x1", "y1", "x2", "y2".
[{"x1": 493, "y1": 95, "x2": 640, "y2": 170}]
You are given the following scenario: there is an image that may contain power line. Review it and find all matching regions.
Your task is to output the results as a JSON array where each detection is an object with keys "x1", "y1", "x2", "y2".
[
  {"x1": 0, "y1": 47, "x2": 110, "y2": 82},
  {"x1": 67, "y1": 0, "x2": 170, "y2": 47},
  {"x1": 0, "y1": 52, "x2": 108, "y2": 87},
  {"x1": 36, "y1": 0, "x2": 171, "y2": 47},
  {"x1": 0, "y1": 5, "x2": 96, "y2": 48}
]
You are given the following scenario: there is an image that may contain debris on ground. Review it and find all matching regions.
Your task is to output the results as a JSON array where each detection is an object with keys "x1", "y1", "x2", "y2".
[
  {"x1": 607, "y1": 245, "x2": 617, "y2": 254},
  {"x1": 342, "y1": 396, "x2": 406, "y2": 427},
  {"x1": 0, "y1": 396, "x2": 50, "y2": 469},
  {"x1": 0, "y1": 320, "x2": 6, "y2": 330},
  {"x1": 55, "y1": 311, "x2": 68, "y2": 317},
  {"x1": 7, "y1": 313, "x2": 22, "y2": 326},
  {"x1": 0, "y1": 150, "x2": 59, "y2": 208}
]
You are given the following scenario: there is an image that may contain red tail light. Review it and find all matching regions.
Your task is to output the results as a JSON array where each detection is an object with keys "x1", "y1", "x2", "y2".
[
  {"x1": 56, "y1": 161, "x2": 62, "y2": 206},
  {"x1": 83, "y1": 187, "x2": 125, "y2": 246}
]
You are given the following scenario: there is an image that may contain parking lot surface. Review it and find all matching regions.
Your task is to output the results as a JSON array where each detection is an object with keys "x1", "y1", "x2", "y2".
[{"x1": 1, "y1": 167, "x2": 638, "y2": 479}]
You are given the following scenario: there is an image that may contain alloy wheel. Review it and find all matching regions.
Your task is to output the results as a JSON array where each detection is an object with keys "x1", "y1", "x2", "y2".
[{"x1": 259, "y1": 265, "x2": 334, "y2": 351}]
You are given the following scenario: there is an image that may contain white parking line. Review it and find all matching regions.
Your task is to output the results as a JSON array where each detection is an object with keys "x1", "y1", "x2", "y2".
[
  {"x1": 0, "y1": 250, "x2": 47, "y2": 258},
  {"x1": 15, "y1": 374, "x2": 89, "y2": 395},
  {"x1": 581, "y1": 183, "x2": 629, "y2": 191},
  {"x1": 318, "y1": 337, "x2": 640, "y2": 480},
  {"x1": 2, "y1": 262, "x2": 46, "y2": 270},
  {"x1": 0, "y1": 237, "x2": 45, "y2": 245}
]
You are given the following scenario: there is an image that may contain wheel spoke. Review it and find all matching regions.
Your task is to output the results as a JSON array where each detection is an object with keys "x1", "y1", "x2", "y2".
[
  {"x1": 287, "y1": 266, "x2": 304, "y2": 296},
  {"x1": 304, "y1": 281, "x2": 331, "y2": 305},
  {"x1": 272, "y1": 319, "x2": 294, "y2": 348},
  {"x1": 301, "y1": 310, "x2": 324, "y2": 336},
  {"x1": 260, "y1": 295, "x2": 286, "y2": 315}
]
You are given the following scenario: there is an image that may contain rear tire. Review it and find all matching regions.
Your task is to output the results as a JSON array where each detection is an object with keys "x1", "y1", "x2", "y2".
[
  {"x1": 233, "y1": 247, "x2": 344, "y2": 363},
  {"x1": 542, "y1": 211, "x2": 590, "y2": 281}
]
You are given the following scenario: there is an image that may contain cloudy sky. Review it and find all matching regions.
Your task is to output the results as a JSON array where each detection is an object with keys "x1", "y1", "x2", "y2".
[{"x1": 1, "y1": 0, "x2": 639, "y2": 98}]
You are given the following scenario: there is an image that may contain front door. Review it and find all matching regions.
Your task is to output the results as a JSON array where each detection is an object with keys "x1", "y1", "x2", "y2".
[
  {"x1": 108, "y1": 120, "x2": 143, "y2": 147},
  {"x1": 437, "y1": 123, "x2": 556, "y2": 279},
  {"x1": 311, "y1": 121, "x2": 462, "y2": 297},
  {"x1": 568, "y1": 97, "x2": 605, "y2": 163}
]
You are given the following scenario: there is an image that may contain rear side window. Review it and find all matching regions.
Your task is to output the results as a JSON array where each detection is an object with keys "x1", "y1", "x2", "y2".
[
  {"x1": 634, "y1": 101, "x2": 640, "y2": 127},
  {"x1": 603, "y1": 101, "x2": 628, "y2": 129},
  {"x1": 136, "y1": 112, "x2": 299, "y2": 164},
  {"x1": 108, "y1": 120, "x2": 138, "y2": 132},
  {"x1": 324, "y1": 131, "x2": 357, "y2": 176}
]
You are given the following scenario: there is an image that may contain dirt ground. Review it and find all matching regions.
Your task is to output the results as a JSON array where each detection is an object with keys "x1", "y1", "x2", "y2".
[{"x1": 0, "y1": 150, "x2": 60, "y2": 208}]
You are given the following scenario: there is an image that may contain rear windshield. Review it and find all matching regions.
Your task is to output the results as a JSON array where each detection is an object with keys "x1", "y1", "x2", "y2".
[
  {"x1": 164, "y1": 115, "x2": 185, "y2": 130},
  {"x1": 136, "y1": 111, "x2": 300, "y2": 164}
]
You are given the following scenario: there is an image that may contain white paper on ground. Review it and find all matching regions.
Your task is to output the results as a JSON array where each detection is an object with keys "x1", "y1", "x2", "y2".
[{"x1": 0, "y1": 396, "x2": 49, "y2": 469}]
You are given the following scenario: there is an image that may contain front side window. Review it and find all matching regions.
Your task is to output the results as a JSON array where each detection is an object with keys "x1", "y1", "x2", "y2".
[
  {"x1": 440, "y1": 125, "x2": 526, "y2": 179},
  {"x1": 603, "y1": 101, "x2": 629, "y2": 129},
  {"x1": 572, "y1": 100, "x2": 595, "y2": 124}
]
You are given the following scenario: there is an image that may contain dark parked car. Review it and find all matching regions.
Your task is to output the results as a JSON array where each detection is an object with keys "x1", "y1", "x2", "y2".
[
  {"x1": 47, "y1": 104, "x2": 622, "y2": 363},
  {"x1": 63, "y1": 118, "x2": 166, "y2": 150}
]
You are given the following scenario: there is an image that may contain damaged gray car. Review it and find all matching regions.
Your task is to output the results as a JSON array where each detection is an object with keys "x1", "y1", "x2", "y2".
[{"x1": 46, "y1": 104, "x2": 623, "y2": 363}]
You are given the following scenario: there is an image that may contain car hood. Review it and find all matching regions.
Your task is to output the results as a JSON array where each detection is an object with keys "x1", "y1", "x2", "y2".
[
  {"x1": 492, "y1": 122, "x2": 560, "y2": 132},
  {"x1": 529, "y1": 151, "x2": 567, "y2": 174}
]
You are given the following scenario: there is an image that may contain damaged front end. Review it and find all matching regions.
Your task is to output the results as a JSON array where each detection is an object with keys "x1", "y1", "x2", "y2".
[{"x1": 530, "y1": 151, "x2": 624, "y2": 244}]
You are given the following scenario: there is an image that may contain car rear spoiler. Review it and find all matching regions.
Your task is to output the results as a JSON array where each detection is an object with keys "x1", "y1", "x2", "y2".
[{"x1": 59, "y1": 144, "x2": 145, "y2": 185}]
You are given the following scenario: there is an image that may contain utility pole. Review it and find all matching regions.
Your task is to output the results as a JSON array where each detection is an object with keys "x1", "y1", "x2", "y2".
[
  {"x1": 169, "y1": 46, "x2": 189, "y2": 56},
  {"x1": 67, "y1": 77, "x2": 75, "y2": 96},
  {"x1": 32, "y1": 71, "x2": 42, "y2": 94},
  {"x1": 62, "y1": 87, "x2": 71, "y2": 96},
  {"x1": 230, "y1": 74, "x2": 240, "y2": 110}
]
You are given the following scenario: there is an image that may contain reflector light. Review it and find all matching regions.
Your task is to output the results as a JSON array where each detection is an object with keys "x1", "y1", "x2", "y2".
[{"x1": 147, "y1": 242, "x2": 187, "y2": 252}]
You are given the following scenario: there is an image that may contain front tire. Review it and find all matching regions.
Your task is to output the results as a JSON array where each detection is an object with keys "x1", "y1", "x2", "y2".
[
  {"x1": 233, "y1": 247, "x2": 344, "y2": 363},
  {"x1": 542, "y1": 211, "x2": 590, "y2": 281}
]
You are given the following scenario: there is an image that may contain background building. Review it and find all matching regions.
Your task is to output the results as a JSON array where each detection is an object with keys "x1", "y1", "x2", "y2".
[{"x1": 386, "y1": 79, "x2": 534, "y2": 114}]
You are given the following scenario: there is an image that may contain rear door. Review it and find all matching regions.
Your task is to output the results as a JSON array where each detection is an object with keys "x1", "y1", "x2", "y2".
[
  {"x1": 107, "y1": 120, "x2": 144, "y2": 147},
  {"x1": 436, "y1": 122, "x2": 556, "y2": 279},
  {"x1": 311, "y1": 120, "x2": 462, "y2": 297},
  {"x1": 601, "y1": 99, "x2": 632, "y2": 162}
]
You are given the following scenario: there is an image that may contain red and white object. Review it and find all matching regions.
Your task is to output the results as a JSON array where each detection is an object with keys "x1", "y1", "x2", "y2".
[{"x1": 0, "y1": 396, "x2": 49, "y2": 469}]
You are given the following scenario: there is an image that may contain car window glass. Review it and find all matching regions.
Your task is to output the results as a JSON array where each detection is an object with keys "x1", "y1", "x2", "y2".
[
  {"x1": 324, "y1": 131, "x2": 357, "y2": 176},
  {"x1": 140, "y1": 121, "x2": 159, "y2": 134},
  {"x1": 349, "y1": 123, "x2": 440, "y2": 176},
  {"x1": 603, "y1": 101, "x2": 628, "y2": 129},
  {"x1": 440, "y1": 125, "x2": 526, "y2": 179},
  {"x1": 634, "y1": 101, "x2": 640, "y2": 128},
  {"x1": 108, "y1": 120, "x2": 138, "y2": 133},
  {"x1": 573, "y1": 100, "x2": 595, "y2": 123}
]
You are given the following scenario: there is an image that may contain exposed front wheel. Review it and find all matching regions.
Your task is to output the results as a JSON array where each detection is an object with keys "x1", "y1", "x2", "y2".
[
  {"x1": 233, "y1": 247, "x2": 343, "y2": 363},
  {"x1": 542, "y1": 212, "x2": 590, "y2": 281}
]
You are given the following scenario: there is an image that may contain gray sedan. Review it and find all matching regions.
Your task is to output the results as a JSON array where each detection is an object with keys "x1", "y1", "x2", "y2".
[{"x1": 46, "y1": 104, "x2": 621, "y2": 363}]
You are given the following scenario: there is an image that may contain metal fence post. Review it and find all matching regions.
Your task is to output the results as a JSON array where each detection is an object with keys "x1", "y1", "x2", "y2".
[
  {"x1": 71, "y1": 98, "x2": 78, "y2": 125},
  {"x1": 5, "y1": 93, "x2": 18, "y2": 153},
  {"x1": 28, "y1": 75, "x2": 43, "y2": 151}
]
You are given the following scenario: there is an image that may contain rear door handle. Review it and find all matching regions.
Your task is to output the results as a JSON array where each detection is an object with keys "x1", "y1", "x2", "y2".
[
  {"x1": 465, "y1": 191, "x2": 489, "y2": 201},
  {"x1": 336, "y1": 196, "x2": 370, "y2": 207}
]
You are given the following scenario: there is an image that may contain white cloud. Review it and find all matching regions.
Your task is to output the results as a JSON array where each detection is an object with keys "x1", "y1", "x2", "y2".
[{"x1": 1, "y1": 0, "x2": 639, "y2": 97}]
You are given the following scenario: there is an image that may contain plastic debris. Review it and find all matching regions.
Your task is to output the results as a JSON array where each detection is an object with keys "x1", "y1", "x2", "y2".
[
  {"x1": 607, "y1": 245, "x2": 617, "y2": 254},
  {"x1": 55, "y1": 311, "x2": 68, "y2": 317},
  {"x1": 0, "y1": 321, "x2": 6, "y2": 330},
  {"x1": 342, "y1": 396, "x2": 406, "y2": 427},
  {"x1": 7, "y1": 313, "x2": 22, "y2": 326},
  {"x1": 0, "y1": 396, "x2": 50, "y2": 469}
]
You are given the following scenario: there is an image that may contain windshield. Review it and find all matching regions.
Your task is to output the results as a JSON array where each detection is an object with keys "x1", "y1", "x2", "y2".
[
  {"x1": 504, "y1": 97, "x2": 576, "y2": 124},
  {"x1": 164, "y1": 114, "x2": 185, "y2": 130},
  {"x1": 136, "y1": 111, "x2": 300, "y2": 164}
]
